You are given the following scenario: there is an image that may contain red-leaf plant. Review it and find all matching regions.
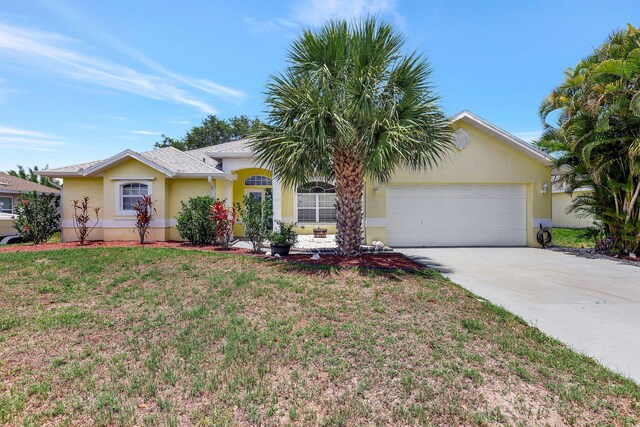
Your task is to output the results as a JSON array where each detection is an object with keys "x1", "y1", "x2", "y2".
[
  {"x1": 211, "y1": 199, "x2": 236, "y2": 249},
  {"x1": 133, "y1": 195, "x2": 156, "y2": 244},
  {"x1": 72, "y1": 196, "x2": 101, "y2": 245}
]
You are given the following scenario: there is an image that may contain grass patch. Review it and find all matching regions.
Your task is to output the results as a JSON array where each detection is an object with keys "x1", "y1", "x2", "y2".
[
  {"x1": 0, "y1": 247, "x2": 637, "y2": 425},
  {"x1": 552, "y1": 227, "x2": 594, "y2": 249}
]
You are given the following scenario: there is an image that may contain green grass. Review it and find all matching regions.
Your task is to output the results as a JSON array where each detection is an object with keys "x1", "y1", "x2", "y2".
[
  {"x1": 552, "y1": 227, "x2": 594, "y2": 249},
  {"x1": 0, "y1": 247, "x2": 637, "y2": 426}
]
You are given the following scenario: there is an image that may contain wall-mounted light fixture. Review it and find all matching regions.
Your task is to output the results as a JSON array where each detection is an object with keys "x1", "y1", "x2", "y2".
[
  {"x1": 373, "y1": 184, "x2": 380, "y2": 192},
  {"x1": 541, "y1": 182, "x2": 549, "y2": 194}
]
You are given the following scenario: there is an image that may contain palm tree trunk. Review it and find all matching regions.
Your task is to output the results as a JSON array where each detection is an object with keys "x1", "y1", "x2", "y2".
[{"x1": 334, "y1": 147, "x2": 365, "y2": 256}]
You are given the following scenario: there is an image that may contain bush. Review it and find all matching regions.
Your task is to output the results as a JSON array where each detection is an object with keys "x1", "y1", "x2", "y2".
[
  {"x1": 268, "y1": 221, "x2": 298, "y2": 247},
  {"x1": 175, "y1": 196, "x2": 216, "y2": 245},
  {"x1": 71, "y1": 196, "x2": 101, "y2": 244},
  {"x1": 238, "y1": 192, "x2": 273, "y2": 253},
  {"x1": 133, "y1": 195, "x2": 155, "y2": 244},
  {"x1": 14, "y1": 191, "x2": 60, "y2": 244},
  {"x1": 211, "y1": 200, "x2": 236, "y2": 249}
]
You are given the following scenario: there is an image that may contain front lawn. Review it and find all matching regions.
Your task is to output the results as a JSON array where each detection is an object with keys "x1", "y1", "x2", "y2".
[
  {"x1": 553, "y1": 227, "x2": 594, "y2": 249},
  {"x1": 0, "y1": 248, "x2": 637, "y2": 426}
]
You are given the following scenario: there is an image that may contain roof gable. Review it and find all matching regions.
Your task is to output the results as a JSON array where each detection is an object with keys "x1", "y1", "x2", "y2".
[{"x1": 450, "y1": 111, "x2": 553, "y2": 166}]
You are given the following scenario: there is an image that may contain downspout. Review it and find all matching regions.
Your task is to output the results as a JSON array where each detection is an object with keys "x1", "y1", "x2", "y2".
[{"x1": 208, "y1": 176, "x2": 216, "y2": 199}]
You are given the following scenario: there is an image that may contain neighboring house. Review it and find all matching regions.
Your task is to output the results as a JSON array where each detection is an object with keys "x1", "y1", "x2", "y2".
[
  {"x1": 0, "y1": 171, "x2": 61, "y2": 214},
  {"x1": 552, "y1": 180, "x2": 595, "y2": 228},
  {"x1": 40, "y1": 111, "x2": 558, "y2": 247}
]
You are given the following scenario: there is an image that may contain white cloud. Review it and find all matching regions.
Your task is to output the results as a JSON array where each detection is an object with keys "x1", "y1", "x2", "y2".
[
  {"x1": 245, "y1": 0, "x2": 402, "y2": 33},
  {"x1": 0, "y1": 21, "x2": 245, "y2": 113},
  {"x1": 0, "y1": 125, "x2": 65, "y2": 152},
  {"x1": 513, "y1": 130, "x2": 543, "y2": 143},
  {"x1": 130, "y1": 130, "x2": 163, "y2": 136}
]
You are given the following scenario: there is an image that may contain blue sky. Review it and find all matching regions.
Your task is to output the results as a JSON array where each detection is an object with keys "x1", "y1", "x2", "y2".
[{"x1": 0, "y1": 0, "x2": 638, "y2": 171}]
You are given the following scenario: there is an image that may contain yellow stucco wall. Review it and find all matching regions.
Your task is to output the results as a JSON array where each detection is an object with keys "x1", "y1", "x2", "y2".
[
  {"x1": 60, "y1": 159, "x2": 215, "y2": 242},
  {"x1": 552, "y1": 191, "x2": 594, "y2": 228},
  {"x1": 61, "y1": 177, "x2": 104, "y2": 242},
  {"x1": 364, "y1": 122, "x2": 552, "y2": 246}
]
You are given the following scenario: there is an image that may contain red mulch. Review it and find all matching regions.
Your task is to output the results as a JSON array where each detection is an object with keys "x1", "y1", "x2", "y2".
[
  {"x1": 276, "y1": 252, "x2": 426, "y2": 271},
  {"x1": 0, "y1": 240, "x2": 254, "y2": 254},
  {"x1": 0, "y1": 241, "x2": 425, "y2": 271}
]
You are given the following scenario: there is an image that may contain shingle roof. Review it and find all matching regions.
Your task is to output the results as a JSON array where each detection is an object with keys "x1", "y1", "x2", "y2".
[
  {"x1": 187, "y1": 138, "x2": 253, "y2": 159},
  {"x1": 0, "y1": 172, "x2": 60, "y2": 194},
  {"x1": 138, "y1": 147, "x2": 221, "y2": 174},
  {"x1": 41, "y1": 147, "x2": 228, "y2": 177}
]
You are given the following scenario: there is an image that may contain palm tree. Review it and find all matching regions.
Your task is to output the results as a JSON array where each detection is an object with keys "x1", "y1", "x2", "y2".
[
  {"x1": 250, "y1": 18, "x2": 452, "y2": 256},
  {"x1": 538, "y1": 24, "x2": 640, "y2": 253}
]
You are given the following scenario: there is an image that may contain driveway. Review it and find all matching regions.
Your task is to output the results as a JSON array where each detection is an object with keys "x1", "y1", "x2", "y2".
[{"x1": 400, "y1": 247, "x2": 640, "y2": 382}]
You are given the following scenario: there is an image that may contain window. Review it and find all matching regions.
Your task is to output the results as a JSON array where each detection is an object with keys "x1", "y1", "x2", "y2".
[
  {"x1": 120, "y1": 183, "x2": 149, "y2": 212},
  {"x1": 244, "y1": 175, "x2": 272, "y2": 186},
  {"x1": 297, "y1": 181, "x2": 336, "y2": 223},
  {"x1": 246, "y1": 190, "x2": 263, "y2": 204},
  {"x1": 0, "y1": 196, "x2": 12, "y2": 213}
]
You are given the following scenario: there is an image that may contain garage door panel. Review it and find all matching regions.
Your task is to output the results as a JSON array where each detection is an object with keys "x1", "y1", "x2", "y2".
[{"x1": 386, "y1": 184, "x2": 527, "y2": 247}]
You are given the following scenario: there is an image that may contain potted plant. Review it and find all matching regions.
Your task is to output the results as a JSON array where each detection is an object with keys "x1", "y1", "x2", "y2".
[
  {"x1": 313, "y1": 227, "x2": 327, "y2": 238},
  {"x1": 268, "y1": 221, "x2": 297, "y2": 256}
]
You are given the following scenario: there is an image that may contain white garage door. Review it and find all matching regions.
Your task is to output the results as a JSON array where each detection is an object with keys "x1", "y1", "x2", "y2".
[{"x1": 386, "y1": 184, "x2": 527, "y2": 247}]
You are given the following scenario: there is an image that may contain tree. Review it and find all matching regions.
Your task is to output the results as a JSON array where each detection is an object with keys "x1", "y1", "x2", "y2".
[
  {"x1": 238, "y1": 192, "x2": 273, "y2": 253},
  {"x1": 538, "y1": 24, "x2": 640, "y2": 254},
  {"x1": 14, "y1": 191, "x2": 60, "y2": 244},
  {"x1": 7, "y1": 165, "x2": 60, "y2": 189},
  {"x1": 249, "y1": 18, "x2": 453, "y2": 256},
  {"x1": 155, "y1": 115, "x2": 262, "y2": 151}
]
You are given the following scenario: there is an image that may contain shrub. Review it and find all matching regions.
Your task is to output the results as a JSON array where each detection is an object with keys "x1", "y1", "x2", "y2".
[
  {"x1": 268, "y1": 221, "x2": 297, "y2": 247},
  {"x1": 211, "y1": 200, "x2": 236, "y2": 249},
  {"x1": 14, "y1": 191, "x2": 60, "y2": 244},
  {"x1": 175, "y1": 196, "x2": 216, "y2": 245},
  {"x1": 71, "y1": 196, "x2": 101, "y2": 244},
  {"x1": 133, "y1": 195, "x2": 155, "y2": 244},
  {"x1": 238, "y1": 192, "x2": 273, "y2": 253}
]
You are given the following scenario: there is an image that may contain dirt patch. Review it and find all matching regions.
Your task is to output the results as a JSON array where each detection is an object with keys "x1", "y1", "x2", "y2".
[
  {"x1": 547, "y1": 246, "x2": 640, "y2": 267},
  {"x1": 275, "y1": 252, "x2": 426, "y2": 270}
]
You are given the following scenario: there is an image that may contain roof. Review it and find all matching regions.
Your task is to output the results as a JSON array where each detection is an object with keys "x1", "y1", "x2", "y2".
[
  {"x1": 187, "y1": 138, "x2": 253, "y2": 159},
  {"x1": 40, "y1": 146, "x2": 233, "y2": 179},
  {"x1": 0, "y1": 172, "x2": 60, "y2": 195},
  {"x1": 450, "y1": 110, "x2": 555, "y2": 167}
]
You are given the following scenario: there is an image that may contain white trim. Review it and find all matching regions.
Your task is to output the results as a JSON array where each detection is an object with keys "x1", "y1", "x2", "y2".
[
  {"x1": 110, "y1": 177, "x2": 156, "y2": 181},
  {"x1": 533, "y1": 218, "x2": 552, "y2": 228},
  {"x1": 115, "y1": 180, "x2": 153, "y2": 216},
  {"x1": 272, "y1": 177, "x2": 282, "y2": 224},
  {"x1": 450, "y1": 110, "x2": 554, "y2": 166},
  {"x1": 62, "y1": 218, "x2": 177, "y2": 228},
  {"x1": 365, "y1": 218, "x2": 387, "y2": 227}
]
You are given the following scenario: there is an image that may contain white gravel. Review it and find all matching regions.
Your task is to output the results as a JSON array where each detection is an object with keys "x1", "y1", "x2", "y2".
[{"x1": 294, "y1": 234, "x2": 337, "y2": 249}]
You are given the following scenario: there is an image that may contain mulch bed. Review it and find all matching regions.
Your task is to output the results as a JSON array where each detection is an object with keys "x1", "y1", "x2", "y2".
[
  {"x1": 547, "y1": 246, "x2": 640, "y2": 267},
  {"x1": 273, "y1": 252, "x2": 426, "y2": 271},
  {"x1": 0, "y1": 240, "x2": 254, "y2": 254},
  {"x1": 0, "y1": 240, "x2": 427, "y2": 271}
]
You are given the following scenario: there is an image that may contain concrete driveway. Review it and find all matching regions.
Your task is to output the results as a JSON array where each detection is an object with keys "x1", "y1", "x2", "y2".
[{"x1": 400, "y1": 247, "x2": 640, "y2": 382}]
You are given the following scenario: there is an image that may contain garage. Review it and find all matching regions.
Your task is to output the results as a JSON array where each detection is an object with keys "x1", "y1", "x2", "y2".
[{"x1": 386, "y1": 184, "x2": 527, "y2": 247}]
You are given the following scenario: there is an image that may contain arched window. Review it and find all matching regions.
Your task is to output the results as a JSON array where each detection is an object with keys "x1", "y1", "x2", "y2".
[
  {"x1": 244, "y1": 175, "x2": 272, "y2": 186},
  {"x1": 120, "y1": 182, "x2": 149, "y2": 211},
  {"x1": 297, "y1": 181, "x2": 336, "y2": 223}
]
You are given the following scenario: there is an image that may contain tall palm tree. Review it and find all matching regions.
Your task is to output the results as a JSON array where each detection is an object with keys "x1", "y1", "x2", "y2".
[
  {"x1": 250, "y1": 18, "x2": 452, "y2": 256},
  {"x1": 538, "y1": 24, "x2": 640, "y2": 253}
]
